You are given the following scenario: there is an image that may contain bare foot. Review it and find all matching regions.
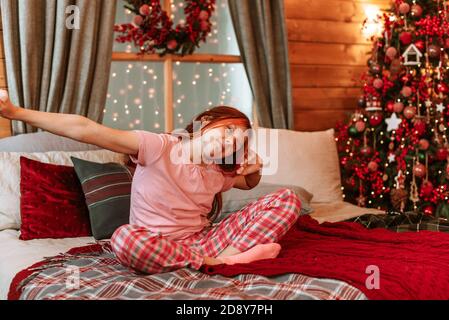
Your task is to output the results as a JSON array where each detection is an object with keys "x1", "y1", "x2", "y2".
[
  {"x1": 203, "y1": 256, "x2": 224, "y2": 266},
  {"x1": 220, "y1": 243, "x2": 281, "y2": 265}
]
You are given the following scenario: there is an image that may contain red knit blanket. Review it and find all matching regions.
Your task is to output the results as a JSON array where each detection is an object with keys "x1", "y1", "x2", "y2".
[{"x1": 202, "y1": 215, "x2": 449, "y2": 300}]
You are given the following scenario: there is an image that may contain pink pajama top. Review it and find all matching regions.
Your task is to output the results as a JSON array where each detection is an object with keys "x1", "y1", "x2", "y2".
[{"x1": 129, "y1": 131, "x2": 237, "y2": 240}]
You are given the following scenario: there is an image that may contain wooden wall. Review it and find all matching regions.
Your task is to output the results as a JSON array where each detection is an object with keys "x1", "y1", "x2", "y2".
[
  {"x1": 0, "y1": 12, "x2": 11, "y2": 138},
  {"x1": 286, "y1": 0, "x2": 390, "y2": 131}
]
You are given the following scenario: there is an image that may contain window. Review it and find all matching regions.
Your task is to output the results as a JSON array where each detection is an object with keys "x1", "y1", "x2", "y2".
[{"x1": 103, "y1": 0, "x2": 253, "y2": 133}]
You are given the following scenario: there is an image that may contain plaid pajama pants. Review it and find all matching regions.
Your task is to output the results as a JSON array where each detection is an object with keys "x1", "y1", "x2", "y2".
[{"x1": 111, "y1": 188, "x2": 301, "y2": 274}]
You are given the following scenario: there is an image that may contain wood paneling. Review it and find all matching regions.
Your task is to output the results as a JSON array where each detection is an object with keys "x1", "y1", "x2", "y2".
[{"x1": 287, "y1": 0, "x2": 390, "y2": 131}]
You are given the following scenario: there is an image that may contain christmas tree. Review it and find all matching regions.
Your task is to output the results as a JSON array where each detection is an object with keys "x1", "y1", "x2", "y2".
[{"x1": 336, "y1": 0, "x2": 449, "y2": 218}]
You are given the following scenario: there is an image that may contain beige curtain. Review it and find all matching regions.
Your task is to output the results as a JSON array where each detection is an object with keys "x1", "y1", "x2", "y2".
[
  {"x1": 1, "y1": 0, "x2": 117, "y2": 135},
  {"x1": 229, "y1": 0, "x2": 293, "y2": 129}
]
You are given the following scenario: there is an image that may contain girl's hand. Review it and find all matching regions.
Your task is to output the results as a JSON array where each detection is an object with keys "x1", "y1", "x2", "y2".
[
  {"x1": 0, "y1": 90, "x2": 18, "y2": 120},
  {"x1": 236, "y1": 153, "x2": 263, "y2": 176}
]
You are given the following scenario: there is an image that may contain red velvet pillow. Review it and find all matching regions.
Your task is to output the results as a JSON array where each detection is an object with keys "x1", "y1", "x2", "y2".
[{"x1": 19, "y1": 157, "x2": 92, "y2": 240}]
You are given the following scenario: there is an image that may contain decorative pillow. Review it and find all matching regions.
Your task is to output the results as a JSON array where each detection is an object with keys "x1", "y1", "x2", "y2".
[
  {"x1": 215, "y1": 183, "x2": 314, "y2": 223},
  {"x1": 257, "y1": 128, "x2": 343, "y2": 203},
  {"x1": 0, "y1": 150, "x2": 127, "y2": 231},
  {"x1": 19, "y1": 157, "x2": 91, "y2": 240},
  {"x1": 71, "y1": 157, "x2": 135, "y2": 240}
]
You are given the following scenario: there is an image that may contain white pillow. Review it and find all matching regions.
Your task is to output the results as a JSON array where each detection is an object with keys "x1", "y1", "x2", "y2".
[
  {"x1": 0, "y1": 150, "x2": 128, "y2": 231},
  {"x1": 258, "y1": 128, "x2": 343, "y2": 203}
]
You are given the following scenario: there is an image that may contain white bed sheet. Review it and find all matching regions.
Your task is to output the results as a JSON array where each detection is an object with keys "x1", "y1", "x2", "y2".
[{"x1": 0, "y1": 201, "x2": 383, "y2": 300}]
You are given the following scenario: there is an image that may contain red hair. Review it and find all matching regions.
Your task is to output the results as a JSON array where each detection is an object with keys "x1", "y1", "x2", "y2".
[{"x1": 183, "y1": 106, "x2": 253, "y2": 221}]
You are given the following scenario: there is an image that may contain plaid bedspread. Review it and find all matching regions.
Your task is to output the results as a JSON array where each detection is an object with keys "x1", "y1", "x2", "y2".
[
  {"x1": 10, "y1": 243, "x2": 366, "y2": 300},
  {"x1": 349, "y1": 211, "x2": 449, "y2": 233}
]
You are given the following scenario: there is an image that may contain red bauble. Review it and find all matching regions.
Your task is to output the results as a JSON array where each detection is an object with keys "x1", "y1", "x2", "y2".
[
  {"x1": 399, "y1": 32, "x2": 412, "y2": 45},
  {"x1": 403, "y1": 106, "x2": 416, "y2": 119},
  {"x1": 420, "y1": 181, "x2": 434, "y2": 198},
  {"x1": 401, "y1": 86, "x2": 413, "y2": 97},
  {"x1": 360, "y1": 146, "x2": 373, "y2": 158},
  {"x1": 355, "y1": 120, "x2": 366, "y2": 132},
  {"x1": 199, "y1": 10, "x2": 210, "y2": 20},
  {"x1": 386, "y1": 101, "x2": 395, "y2": 112},
  {"x1": 414, "y1": 121, "x2": 427, "y2": 137},
  {"x1": 428, "y1": 44, "x2": 441, "y2": 58},
  {"x1": 411, "y1": 4, "x2": 423, "y2": 17},
  {"x1": 445, "y1": 38, "x2": 449, "y2": 49},
  {"x1": 436, "y1": 82, "x2": 449, "y2": 94},
  {"x1": 393, "y1": 102, "x2": 404, "y2": 113},
  {"x1": 132, "y1": 15, "x2": 144, "y2": 26},
  {"x1": 368, "y1": 161, "x2": 379, "y2": 172},
  {"x1": 398, "y1": 2, "x2": 410, "y2": 14},
  {"x1": 139, "y1": 4, "x2": 151, "y2": 16},
  {"x1": 167, "y1": 39, "x2": 178, "y2": 50},
  {"x1": 369, "y1": 113, "x2": 383, "y2": 127},
  {"x1": 373, "y1": 78, "x2": 384, "y2": 89},
  {"x1": 415, "y1": 40, "x2": 425, "y2": 51},
  {"x1": 418, "y1": 138, "x2": 430, "y2": 150},
  {"x1": 413, "y1": 163, "x2": 427, "y2": 178},
  {"x1": 422, "y1": 205, "x2": 435, "y2": 216},
  {"x1": 386, "y1": 47, "x2": 397, "y2": 59},
  {"x1": 340, "y1": 156, "x2": 349, "y2": 166},
  {"x1": 436, "y1": 148, "x2": 449, "y2": 161}
]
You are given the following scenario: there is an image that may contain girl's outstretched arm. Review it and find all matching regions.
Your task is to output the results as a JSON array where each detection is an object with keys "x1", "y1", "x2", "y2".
[{"x1": 0, "y1": 91, "x2": 139, "y2": 155}]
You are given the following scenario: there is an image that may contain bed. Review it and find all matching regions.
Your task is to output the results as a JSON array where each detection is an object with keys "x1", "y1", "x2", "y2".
[{"x1": 0, "y1": 129, "x2": 384, "y2": 300}]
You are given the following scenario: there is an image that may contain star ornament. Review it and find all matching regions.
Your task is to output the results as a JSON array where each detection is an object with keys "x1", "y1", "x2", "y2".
[
  {"x1": 388, "y1": 153, "x2": 396, "y2": 163},
  {"x1": 385, "y1": 113, "x2": 402, "y2": 132},
  {"x1": 436, "y1": 103, "x2": 446, "y2": 113}
]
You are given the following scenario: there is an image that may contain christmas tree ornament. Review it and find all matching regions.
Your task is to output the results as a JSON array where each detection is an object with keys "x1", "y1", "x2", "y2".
[
  {"x1": 422, "y1": 205, "x2": 435, "y2": 216},
  {"x1": 419, "y1": 138, "x2": 430, "y2": 150},
  {"x1": 386, "y1": 113, "x2": 403, "y2": 131},
  {"x1": 402, "y1": 44, "x2": 423, "y2": 66},
  {"x1": 403, "y1": 106, "x2": 417, "y2": 119},
  {"x1": 369, "y1": 113, "x2": 384, "y2": 126},
  {"x1": 400, "y1": 32, "x2": 413, "y2": 45},
  {"x1": 428, "y1": 44, "x2": 441, "y2": 58},
  {"x1": 393, "y1": 101, "x2": 405, "y2": 113},
  {"x1": 132, "y1": 15, "x2": 144, "y2": 27},
  {"x1": 436, "y1": 82, "x2": 449, "y2": 94},
  {"x1": 399, "y1": 2, "x2": 411, "y2": 14},
  {"x1": 368, "y1": 161, "x2": 379, "y2": 172},
  {"x1": 388, "y1": 153, "x2": 396, "y2": 163},
  {"x1": 414, "y1": 120, "x2": 427, "y2": 136},
  {"x1": 401, "y1": 86, "x2": 413, "y2": 97},
  {"x1": 355, "y1": 120, "x2": 366, "y2": 132},
  {"x1": 360, "y1": 146, "x2": 374, "y2": 158},
  {"x1": 390, "y1": 59, "x2": 403, "y2": 76},
  {"x1": 139, "y1": 4, "x2": 151, "y2": 16},
  {"x1": 357, "y1": 96, "x2": 366, "y2": 108},
  {"x1": 413, "y1": 163, "x2": 427, "y2": 178},
  {"x1": 386, "y1": 47, "x2": 398, "y2": 59},
  {"x1": 436, "y1": 102, "x2": 446, "y2": 113},
  {"x1": 386, "y1": 100, "x2": 395, "y2": 112},
  {"x1": 348, "y1": 126, "x2": 359, "y2": 137},
  {"x1": 411, "y1": 4, "x2": 423, "y2": 17},
  {"x1": 373, "y1": 78, "x2": 384, "y2": 89},
  {"x1": 436, "y1": 147, "x2": 449, "y2": 161},
  {"x1": 420, "y1": 180, "x2": 434, "y2": 198},
  {"x1": 370, "y1": 63, "x2": 382, "y2": 74}
]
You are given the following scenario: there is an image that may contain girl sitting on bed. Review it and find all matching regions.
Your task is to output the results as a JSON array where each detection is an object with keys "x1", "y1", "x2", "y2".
[{"x1": 0, "y1": 91, "x2": 301, "y2": 275}]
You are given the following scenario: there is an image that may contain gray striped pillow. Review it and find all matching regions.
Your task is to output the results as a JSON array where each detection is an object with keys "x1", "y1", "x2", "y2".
[{"x1": 71, "y1": 157, "x2": 135, "y2": 240}]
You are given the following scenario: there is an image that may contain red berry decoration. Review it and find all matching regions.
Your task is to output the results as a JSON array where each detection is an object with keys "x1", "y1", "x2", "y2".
[
  {"x1": 422, "y1": 205, "x2": 435, "y2": 216},
  {"x1": 436, "y1": 148, "x2": 449, "y2": 161},
  {"x1": 415, "y1": 40, "x2": 425, "y2": 51},
  {"x1": 360, "y1": 146, "x2": 374, "y2": 158},
  {"x1": 413, "y1": 163, "x2": 427, "y2": 178},
  {"x1": 414, "y1": 120, "x2": 427, "y2": 137},
  {"x1": 436, "y1": 82, "x2": 449, "y2": 95},
  {"x1": 420, "y1": 181, "x2": 434, "y2": 198},
  {"x1": 369, "y1": 113, "x2": 383, "y2": 127},
  {"x1": 386, "y1": 101, "x2": 395, "y2": 112}
]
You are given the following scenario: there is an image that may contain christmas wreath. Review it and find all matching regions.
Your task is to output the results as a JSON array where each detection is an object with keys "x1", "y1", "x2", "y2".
[{"x1": 114, "y1": 0, "x2": 216, "y2": 56}]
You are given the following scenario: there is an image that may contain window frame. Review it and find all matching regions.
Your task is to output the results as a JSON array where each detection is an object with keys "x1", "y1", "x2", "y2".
[{"x1": 111, "y1": 2, "x2": 243, "y2": 133}]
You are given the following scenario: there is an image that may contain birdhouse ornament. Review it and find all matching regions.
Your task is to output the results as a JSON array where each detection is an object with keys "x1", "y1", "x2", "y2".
[{"x1": 402, "y1": 44, "x2": 423, "y2": 66}]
